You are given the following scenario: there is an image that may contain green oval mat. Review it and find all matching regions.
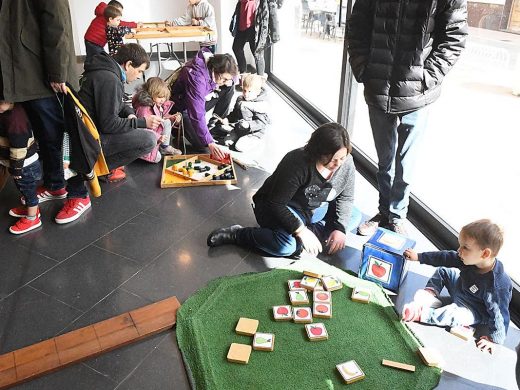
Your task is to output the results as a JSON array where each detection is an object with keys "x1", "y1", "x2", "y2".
[{"x1": 176, "y1": 269, "x2": 441, "y2": 389}]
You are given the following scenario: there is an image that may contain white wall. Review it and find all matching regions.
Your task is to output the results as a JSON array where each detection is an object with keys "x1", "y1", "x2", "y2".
[{"x1": 68, "y1": 0, "x2": 238, "y2": 56}]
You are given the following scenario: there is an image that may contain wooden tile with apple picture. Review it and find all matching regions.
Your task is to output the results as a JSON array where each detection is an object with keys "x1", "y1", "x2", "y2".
[
  {"x1": 227, "y1": 343, "x2": 252, "y2": 364},
  {"x1": 273, "y1": 305, "x2": 293, "y2": 321},
  {"x1": 336, "y1": 360, "x2": 365, "y2": 384},
  {"x1": 289, "y1": 290, "x2": 309, "y2": 305},
  {"x1": 287, "y1": 280, "x2": 304, "y2": 291},
  {"x1": 300, "y1": 275, "x2": 319, "y2": 291},
  {"x1": 305, "y1": 323, "x2": 328, "y2": 341},
  {"x1": 351, "y1": 287, "x2": 371, "y2": 303},
  {"x1": 313, "y1": 302, "x2": 332, "y2": 319},
  {"x1": 321, "y1": 275, "x2": 343, "y2": 291},
  {"x1": 252, "y1": 333, "x2": 275, "y2": 351},
  {"x1": 293, "y1": 307, "x2": 313, "y2": 323},
  {"x1": 313, "y1": 290, "x2": 331, "y2": 304},
  {"x1": 235, "y1": 317, "x2": 259, "y2": 336}
]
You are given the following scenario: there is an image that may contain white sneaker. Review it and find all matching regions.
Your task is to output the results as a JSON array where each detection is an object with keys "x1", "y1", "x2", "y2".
[{"x1": 413, "y1": 289, "x2": 442, "y2": 309}]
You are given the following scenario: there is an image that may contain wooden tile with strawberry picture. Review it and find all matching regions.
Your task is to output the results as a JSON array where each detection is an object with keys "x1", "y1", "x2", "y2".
[
  {"x1": 336, "y1": 360, "x2": 365, "y2": 384},
  {"x1": 289, "y1": 290, "x2": 309, "y2": 305},
  {"x1": 293, "y1": 307, "x2": 313, "y2": 323},
  {"x1": 321, "y1": 275, "x2": 343, "y2": 292},
  {"x1": 252, "y1": 333, "x2": 275, "y2": 351},
  {"x1": 300, "y1": 276, "x2": 319, "y2": 291},
  {"x1": 351, "y1": 287, "x2": 371, "y2": 304},
  {"x1": 313, "y1": 290, "x2": 331, "y2": 304},
  {"x1": 287, "y1": 280, "x2": 304, "y2": 291},
  {"x1": 313, "y1": 303, "x2": 332, "y2": 319},
  {"x1": 305, "y1": 323, "x2": 328, "y2": 341},
  {"x1": 272, "y1": 305, "x2": 293, "y2": 321}
]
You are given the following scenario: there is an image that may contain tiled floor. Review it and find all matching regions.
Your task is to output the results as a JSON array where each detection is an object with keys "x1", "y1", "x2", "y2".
[{"x1": 1, "y1": 76, "x2": 518, "y2": 389}]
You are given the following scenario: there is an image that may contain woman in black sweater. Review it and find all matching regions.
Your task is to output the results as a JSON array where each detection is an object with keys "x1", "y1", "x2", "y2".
[{"x1": 208, "y1": 122, "x2": 357, "y2": 257}]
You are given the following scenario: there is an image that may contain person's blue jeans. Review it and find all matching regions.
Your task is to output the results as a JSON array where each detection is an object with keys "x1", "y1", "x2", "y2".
[
  {"x1": 237, "y1": 204, "x2": 360, "y2": 257},
  {"x1": 22, "y1": 97, "x2": 66, "y2": 191},
  {"x1": 368, "y1": 106, "x2": 429, "y2": 222},
  {"x1": 423, "y1": 267, "x2": 479, "y2": 327},
  {"x1": 13, "y1": 161, "x2": 42, "y2": 208}
]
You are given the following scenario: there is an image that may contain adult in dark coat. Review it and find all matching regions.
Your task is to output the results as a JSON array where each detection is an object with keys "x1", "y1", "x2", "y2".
[
  {"x1": 347, "y1": 0, "x2": 468, "y2": 236},
  {"x1": 230, "y1": 0, "x2": 283, "y2": 75},
  {"x1": 0, "y1": 0, "x2": 83, "y2": 223}
]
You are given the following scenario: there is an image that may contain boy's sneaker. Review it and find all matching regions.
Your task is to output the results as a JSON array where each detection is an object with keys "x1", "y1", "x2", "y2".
[
  {"x1": 357, "y1": 213, "x2": 388, "y2": 236},
  {"x1": 413, "y1": 289, "x2": 442, "y2": 309},
  {"x1": 159, "y1": 145, "x2": 182, "y2": 156},
  {"x1": 103, "y1": 167, "x2": 126, "y2": 183},
  {"x1": 9, "y1": 216, "x2": 42, "y2": 235},
  {"x1": 21, "y1": 187, "x2": 67, "y2": 205},
  {"x1": 9, "y1": 207, "x2": 41, "y2": 218},
  {"x1": 55, "y1": 197, "x2": 91, "y2": 224}
]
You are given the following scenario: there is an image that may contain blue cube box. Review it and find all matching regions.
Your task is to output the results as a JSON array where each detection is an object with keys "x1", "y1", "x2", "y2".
[{"x1": 358, "y1": 227, "x2": 416, "y2": 293}]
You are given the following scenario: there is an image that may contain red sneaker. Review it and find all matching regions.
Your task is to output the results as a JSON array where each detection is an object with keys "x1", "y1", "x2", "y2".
[
  {"x1": 21, "y1": 187, "x2": 67, "y2": 205},
  {"x1": 9, "y1": 216, "x2": 42, "y2": 235},
  {"x1": 9, "y1": 207, "x2": 41, "y2": 218},
  {"x1": 55, "y1": 197, "x2": 91, "y2": 224},
  {"x1": 106, "y1": 167, "x2": 126, "y2": 182}
]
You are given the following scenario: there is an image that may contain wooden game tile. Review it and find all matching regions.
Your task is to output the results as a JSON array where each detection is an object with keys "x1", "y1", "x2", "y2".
[
  {"x1": 129, "y1": 296, "x2": 180, "y2": 336},
  {"x1": 14, "y1": 339, "x2": 60, "y2": 381},
  {"x1": 321, "y1": 275, "x2": 343, "y2": 291},
  {"x1": 55, "y1": 326, "x2": 101, "y2": 365},
  {"x1": 303, "y1": 270, "x2": 322, "y2": 278},
  {"x1": 287, "y1": 280, "x2": 304, "y2": 291},
  {"x1": 305, "y1": 323, "x2": 328, "y2": 341},
  {"x1": 289, "y1": 290, "x2": 309, "y2": 305},
  {"x1": 314, "y1": 279, "x2": 325, "y2": 291},
  {"x1": 293, "y1": 307, "x2": 313, "y2": 323},
  {"x1": 449, "y1": 326, "x2": 474, "y2": 341},
  {"x1": 252, "y1": 333, "x2": 275, "y2": 351},
  {"x1": 300, "y1": 276, "x2": 319, "y2": 291},
  {"x1": 93, "y1": 313, "x2": 139, "y2": 351},
  {"x1": 313, "y1": 290, "x2": 331, "y2": 304},
  {"x1": 0, "y1": 353, "x2": 16, "y2": 388},
  {"x1": 227, "y1": 343, "x2": 252, "y2": 364},
  {"x1": 235, "y1": 318, "x2": 259, "y2": 336},
  {"x1": 313, "y1": 302, "x2": 332, "y2": 319},
  {"x1": 382, "y1": 359, "x2": 416, "y2": 372},
  {"x1": 337, "y1": 360, "x2": 365, "y2": 384},
  {"x1": 417, "y1": 347, "x2": 442, "y2": 367},
  {"x1": 273, "y1": 305, "x2": 293, "y2": 321},
  {"x1": 351, "y1": 287, "x2": 371, "y2": 303}
]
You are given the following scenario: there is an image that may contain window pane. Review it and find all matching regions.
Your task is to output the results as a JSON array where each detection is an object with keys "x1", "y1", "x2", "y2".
[
  {"x1": 272, "y1": 1, "x2": 347, "y2": 120},
  {"x1": 353, "y1": 25, "x2": 520, "y2": 282}
]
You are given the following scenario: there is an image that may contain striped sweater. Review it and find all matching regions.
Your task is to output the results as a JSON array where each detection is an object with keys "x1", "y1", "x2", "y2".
[
  {"x1": 172, "y1": 0, "x2": 217, "y2": 45},
  {"x1": 0, "y1": 105, "x2": 38, "y2": 176}
]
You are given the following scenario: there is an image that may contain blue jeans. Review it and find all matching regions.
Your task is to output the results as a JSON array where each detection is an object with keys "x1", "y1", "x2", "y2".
[
  {"x1": 238, "y1": 204, "x2": 360, "y2": 257},
  {"x1": 423, "y1": 267, "x2": 479, "y2": 327},
  {"x1": 368, "y1": 106, "x2": 429, "y2": 222},
  {"x1": 22, "y1": 97, "x2": 66, "y2": 191},
  {"x1": 13, "y1": 161, "x2": 42, "y2": 207}
]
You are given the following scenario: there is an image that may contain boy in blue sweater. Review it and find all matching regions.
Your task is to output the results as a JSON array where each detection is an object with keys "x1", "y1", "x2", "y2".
[{"x1": 402, "y1": 219, "x2": 512, "y2": 354}]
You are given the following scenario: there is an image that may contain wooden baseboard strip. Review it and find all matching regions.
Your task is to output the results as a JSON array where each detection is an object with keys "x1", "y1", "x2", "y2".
[{"x1": 0, "y1": 296, "x2": 181, "y2": 389}]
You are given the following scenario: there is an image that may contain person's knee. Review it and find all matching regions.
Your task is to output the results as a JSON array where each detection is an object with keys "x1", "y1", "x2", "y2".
[
  {"x1": 272, "y1": 234, "x2": 298, "y2": 257},
  {"x1": 143, "y1": 131, "x2": 157, "y2": 153}
]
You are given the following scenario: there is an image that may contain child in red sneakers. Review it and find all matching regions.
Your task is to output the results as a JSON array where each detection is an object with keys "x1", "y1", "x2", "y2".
[
  {"x1": 402, "y1": 219, "x2": 512, "y2": 354},
  {"x1": 0, "y1": 101, "x2": 42, "y2": 234},
  {"x1": 132, "y1": 77, "x2": 182, "y2": 163}
]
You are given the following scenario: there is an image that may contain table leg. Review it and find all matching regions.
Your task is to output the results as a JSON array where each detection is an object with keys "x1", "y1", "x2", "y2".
[
  {"x1": 183, "y1": 43, "x2": 187, "y2": 63},
  {"x1": 157, "y1": 43, "x2": 162, "y2": 76}
]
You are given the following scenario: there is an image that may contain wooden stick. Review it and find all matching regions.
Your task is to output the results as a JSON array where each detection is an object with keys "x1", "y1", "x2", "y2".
[
  {"x1": 232, "y1": 157, "x2": 248, "y2": 170},
  {"x1": 382, "y1": 359, "x2": 416, "y2": 372}
]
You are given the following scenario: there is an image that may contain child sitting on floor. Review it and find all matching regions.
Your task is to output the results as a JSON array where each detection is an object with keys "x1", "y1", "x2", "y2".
[
  {"x1": 213, "y1": 73, "x2": 269, "y2": 152},
  {"x1": 0, "y1": 102, "x2": 42, "y2": 234},
  {"x1": 132, "y1": 77, "x2": 182, "y2": 163},
  {"x1": 402, "y1": 219, "x2": 512, "y2": 354}
]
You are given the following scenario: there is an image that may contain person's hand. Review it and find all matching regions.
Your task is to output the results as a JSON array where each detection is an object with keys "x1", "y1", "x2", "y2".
[
  {"x1": 137, "y1": 22, "x2": 143, "y2": 28},
  {"x1": 50, "y1": 82, "x2": 67, "y2": 94},
  {"x1": 127, "y1": 114, "x2": 137, "y2": 119},
  {"x1": 145, "y1": 115, "x2": 163, "y2": 129},
  {"x1": 295, "y1": 227, "x2": 322, "y2": 256},
  {"x1": 326, "y1": 230, "x2": 346, "y2": 255},
  {"x1": 221, "y1": 117, "x2": 229, "y2": 125},
  {"x1": 476, "y1": 336, "x2": 494, "y2": 354},
  {"x1": 208, "y1": 142, "x2": 226, "y2": 160},
  {"x1": 160, "y1": 135, "x2": 167, "y2": 143},
  {"x1": 191, "y1": 18, "x2": 199, "y2": 26},
  {"x1": 165, "y1": 20, "x2": 172, "y2": 27},
  {"x1": 404, "y1": 248, "x2": 418, "y2": 261}
]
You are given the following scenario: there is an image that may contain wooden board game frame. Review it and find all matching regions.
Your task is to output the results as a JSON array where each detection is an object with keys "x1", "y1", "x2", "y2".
[{"x1": 161, "y1": 154, "x2": 238, "y2": 188}]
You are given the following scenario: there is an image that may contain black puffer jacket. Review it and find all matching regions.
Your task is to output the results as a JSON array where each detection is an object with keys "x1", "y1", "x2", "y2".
[{"x1": 346, "y1": 0, "x2": 468, "y2": 114}]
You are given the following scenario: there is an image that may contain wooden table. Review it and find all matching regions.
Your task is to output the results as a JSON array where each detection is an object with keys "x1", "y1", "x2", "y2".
[{"x1": 125, "y1": 26, "x2": 215, "y2": 74}]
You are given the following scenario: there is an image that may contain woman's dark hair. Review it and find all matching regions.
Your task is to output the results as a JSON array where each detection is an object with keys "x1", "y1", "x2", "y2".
[
  {"x1": 108, "y1": 0, "x2": 124, "y2": 9},
  {"x1": 113, "y1": 43, "x2": 150, "y2": 69},
  {"x1": 304, "y1": 122, "x2": 352, "y2": 162},
  {"x1": 207, "y1": 54, "x2": 238, "y2": 77}
]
